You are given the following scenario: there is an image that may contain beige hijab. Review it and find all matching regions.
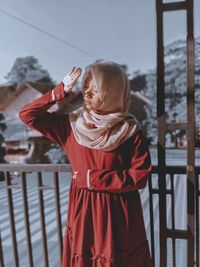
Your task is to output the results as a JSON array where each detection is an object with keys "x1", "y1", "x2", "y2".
[{"x1": 69, "y1": 61, "x2": 141, "y2": 151}]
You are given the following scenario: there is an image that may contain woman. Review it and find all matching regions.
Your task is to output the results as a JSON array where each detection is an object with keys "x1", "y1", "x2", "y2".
[{"x1": 19, "y1": 61, "x2": 153, "y2": 267}]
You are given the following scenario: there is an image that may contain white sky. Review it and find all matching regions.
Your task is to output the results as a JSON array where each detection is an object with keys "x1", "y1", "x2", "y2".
[{"x1": 0, "y1": 0, "x2": 199, "y2": 84}]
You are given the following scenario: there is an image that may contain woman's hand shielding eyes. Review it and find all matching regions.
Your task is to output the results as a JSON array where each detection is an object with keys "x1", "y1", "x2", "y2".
[{"x1": 62, "y1": 67, "x2": 82, "y2": 93}]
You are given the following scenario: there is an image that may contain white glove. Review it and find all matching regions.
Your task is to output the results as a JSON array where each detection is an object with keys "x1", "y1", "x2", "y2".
[{"x1": 62, "y1": 67, "x2": 82, "y2": 93}]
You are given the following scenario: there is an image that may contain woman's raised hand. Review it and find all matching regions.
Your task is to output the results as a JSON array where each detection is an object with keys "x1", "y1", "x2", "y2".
[{"x1": 62, "y1": 67, "x2": 82, "y2": 93}]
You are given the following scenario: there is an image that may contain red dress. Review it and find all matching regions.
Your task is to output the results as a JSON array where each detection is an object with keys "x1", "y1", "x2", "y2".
[{"x1": 19, "y1": 82, "x2": 153, "y2": 267}]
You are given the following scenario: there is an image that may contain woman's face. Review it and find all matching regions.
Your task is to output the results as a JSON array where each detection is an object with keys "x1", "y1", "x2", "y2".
[{"x1": 83, "y1": 73, "x2": 102, "y2": 111}]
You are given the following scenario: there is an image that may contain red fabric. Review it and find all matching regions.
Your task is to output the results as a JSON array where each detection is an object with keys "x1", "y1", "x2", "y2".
[{"x1": 19, "y1": 82, "x2": 153, "y2": 267}]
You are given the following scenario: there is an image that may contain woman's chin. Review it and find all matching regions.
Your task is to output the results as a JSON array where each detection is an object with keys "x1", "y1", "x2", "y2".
[{"x1": 84, "y1": 103, "x2": 92, "y2": 110}]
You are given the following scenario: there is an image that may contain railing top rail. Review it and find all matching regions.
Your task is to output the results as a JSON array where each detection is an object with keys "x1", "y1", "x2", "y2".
[
  {"x1": 0, "y1": 164, "x2": 72, "y2": 172},
  {"x1": 152, "y1": 165, "x2": 200, "y2": 174},
  {"x1": 0, "y1": 164, "x2": 200, "y2": 174}
]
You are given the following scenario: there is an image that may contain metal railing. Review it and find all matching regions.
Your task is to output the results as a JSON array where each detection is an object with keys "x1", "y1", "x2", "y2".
[
  {"x1": 150, "y1": 165, "x2": 200, "y2": 267},
  {"x1": 0, "y1": 163, "x2": 199, "y2": 267},
  {"x1": 0, "y1": 164, "x2": 72, "y2": 267}
]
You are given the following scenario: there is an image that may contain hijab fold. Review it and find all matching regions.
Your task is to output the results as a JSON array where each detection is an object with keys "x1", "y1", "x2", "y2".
[{"x1": 69, "y1": 61, "x2": 141, "y2": 152}]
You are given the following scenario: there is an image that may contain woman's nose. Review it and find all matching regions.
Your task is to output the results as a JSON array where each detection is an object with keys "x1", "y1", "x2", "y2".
[
  {"x1": 85, "y1": 87, "x2": 91, "y2": 93},
  {"x1": 84, "y1": 88, "x2": 92, "y2": 97}
]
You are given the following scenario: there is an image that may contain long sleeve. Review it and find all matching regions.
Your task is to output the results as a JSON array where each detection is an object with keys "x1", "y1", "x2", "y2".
[
  {"x1": 19, "y1": 82, "x2": 70, "y2": 147},
  {"x1": 75, "y1": 130, "x2": 152, "y2": 193}
]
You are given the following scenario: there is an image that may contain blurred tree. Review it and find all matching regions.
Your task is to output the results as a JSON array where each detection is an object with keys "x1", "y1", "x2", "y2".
[
  {"x1": 129, "y1": 74, "x2": 147, "y2": 92},
  {"x1": 4, "y1": 56, "x2": 55, "y2": 89}
]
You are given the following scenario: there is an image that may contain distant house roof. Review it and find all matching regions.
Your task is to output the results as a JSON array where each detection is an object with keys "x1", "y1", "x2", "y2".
[
  {"x1": 0, "y1": 83, "x2": 41, "y2": 112},
  {"x1": 27, "y1": 82, "x2": 55, "y2": 94},
  {"x1": 0, "y1": 82, "x2": 55, "y2": 111},
  {"x1": 0, "y1": 82, "x2": 57, "y2": 142}
]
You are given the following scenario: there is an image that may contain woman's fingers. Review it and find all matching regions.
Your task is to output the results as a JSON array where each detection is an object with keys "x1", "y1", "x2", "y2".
[
  {"x1": 71, "y1": 69, "x2": 82, "y2": 84},
  {"x1": 70, "y1": 67, "x2": 81, "y2": 75},
  {"x1": 73, "y1": 69, "x2": 82, "y2": 78},
  {"x1": 68, "y1": 67, "x2": 81, "y2": 79},
  {"x1": 69, "y1": 68, "x2": 81, "y2": 81},
  {"x1": 71, "y1": 68, "x2": 82, "y2": 77},
  {"x1": 63, "y1": 67, "x2": 82, "y2": 93},
  {"x1": 69, "y1": 66, "x2": 76, "y2": 75}
]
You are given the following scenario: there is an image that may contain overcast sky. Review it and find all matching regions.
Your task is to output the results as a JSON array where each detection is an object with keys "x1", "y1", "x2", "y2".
[{"x1": 0, "y1": 0, "x2": 199, "y2": 84}]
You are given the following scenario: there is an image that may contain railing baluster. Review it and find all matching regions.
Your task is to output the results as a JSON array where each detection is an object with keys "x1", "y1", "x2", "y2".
[
  {"x1": 21, "y1": 172, "x2": 34, "y2": 267},
  {"x1": 0, "y1": 229, "x2": 5, "y2": 267},
  {"x1": 5, "y1": 171, "x2": 19, "y2": 267},
  {"x1": 170, "y1": 173, "x2": 176, "y2": 267},
  {"x1": 196, "y1": 173, "x2": 199, "y2": 267},
  {"x1": 53, "y1": 171, "x2": 63, "y2": 264},
  {"x1": 148, "y1": 174, "x2": 155, "y2": 266},
  {"x1": 37, "y1": 171, "x2": 49, "y2": 267}
]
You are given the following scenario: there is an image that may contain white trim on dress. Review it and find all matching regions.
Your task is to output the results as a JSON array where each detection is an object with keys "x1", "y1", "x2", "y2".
[
  {"x1": 51, "y1": 89, "x2": 55, "y2": 101},
  {"x1": 86, "y1": 169, "x2": 92, "y2": 189}
]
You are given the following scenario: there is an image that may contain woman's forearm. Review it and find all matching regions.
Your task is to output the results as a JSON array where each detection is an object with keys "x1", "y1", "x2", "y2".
[
  {"x1": 18, "y1": 82, "x2": 71, "y2": 147},
  {"x1": 19, "y1": 82, "x2": 67, "y2": 124}
]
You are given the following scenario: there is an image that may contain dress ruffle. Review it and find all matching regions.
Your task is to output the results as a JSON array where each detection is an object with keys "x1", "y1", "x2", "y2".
[{"x1": 63, "y1": 225, "x2": 153, "y2": 267}]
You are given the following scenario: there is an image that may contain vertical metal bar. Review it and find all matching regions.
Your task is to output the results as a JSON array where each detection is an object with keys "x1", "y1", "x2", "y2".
[
  {"x1": 156, "y1": 1, "x2": 167, "y2": 266},
  {"x1": 170, "y1": 173, "x2": 176, "y2": 267},
  {"x1": 148, "y1": 175, "x2": 155, "y2": 266},
  {"x1": 37, "y1": 172, "x2": 49, "y2": 267},
  {"x1": 21, "y1": 172, "x2": 34, "y2": 267},
  {"x1": 5, "y1": 171, "x2": 19, "y2": 267},
  {"x1": 53, "y1": 172, "x2": 63, "y2": 263},
  {"x1": 186, "y1": 0, "x2": 195, "y2": 266},
  {"x1": 0, "y1": 230, "x2": 5, "y2": 267},
  {"x1": 196, "y1": 173, "x2": 199, "y2": 267}
]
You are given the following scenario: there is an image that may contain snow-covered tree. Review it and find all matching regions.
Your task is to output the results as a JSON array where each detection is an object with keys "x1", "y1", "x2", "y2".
[
  {"x1": 129, "y1": 36, "x2": 200, "y2": 146},
  {"x1": 45, "y1": 144, "x2": 68, "y2": 164},
  {"x1": 4, "y1": 56, "x2": 55, "y2": 88}
]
